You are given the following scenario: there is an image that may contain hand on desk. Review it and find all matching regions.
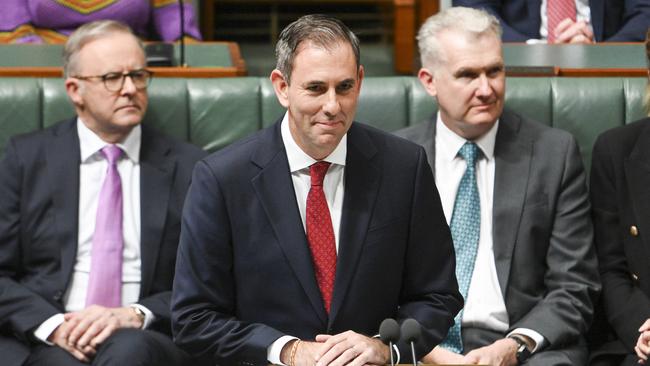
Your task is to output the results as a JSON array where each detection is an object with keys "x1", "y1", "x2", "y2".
[
  {"x1": 422, "y1": 338, "x2": 518, "y2": 366},
  {"x1": 281, "y1": 330, "x2": 389, "y2": 366},
  {"x1": 48, "y1": 305, "x2": 144, "y2": 362},
  {"x1": 552, "y1": 19, "x2": 594, "y2": 44}
]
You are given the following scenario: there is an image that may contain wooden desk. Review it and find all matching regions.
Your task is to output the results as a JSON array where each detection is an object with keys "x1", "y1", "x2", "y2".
[
  {"x1": 0, "y1": 42, "x2": 247, "y2": 77},
  {"x1": 504, "y1": 43, "x2": 647, "y2": 77}
]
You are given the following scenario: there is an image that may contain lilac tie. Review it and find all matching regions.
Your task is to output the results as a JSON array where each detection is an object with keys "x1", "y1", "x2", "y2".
[{"x1": 86, "y1": 145, "x2": 123, "y2": 308}]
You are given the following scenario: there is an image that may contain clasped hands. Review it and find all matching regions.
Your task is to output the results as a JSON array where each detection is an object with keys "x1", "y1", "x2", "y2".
[
  {"x1": 47, "y1": 305, "x2": 144, "y2": 362},
  {"x1": 280, "y1": 330, "x2": 390, "y2": 366},
  {"x1": 550, "y1": 19, "x2": 594, "y2": 44}
]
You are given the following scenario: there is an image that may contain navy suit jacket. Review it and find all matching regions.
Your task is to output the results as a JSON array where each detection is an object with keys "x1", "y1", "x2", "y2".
[
  {"x1": 171, "y1": 120, "x2": 463, "y2": 366},
  {"x1": 0, "y1": 118, "x2": 205, "y2": 366},
  {"x1": 454, "y1": 0, "x2": 650, "y2": 42}
]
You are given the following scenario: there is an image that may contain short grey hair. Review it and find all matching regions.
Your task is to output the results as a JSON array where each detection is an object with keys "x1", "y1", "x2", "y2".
[
  {"x1": 275, "y1": 14, "x2": 360, "y2": 84},
  {"x1": 417, "y1": 7, "x2": 502, "y2": 68},
  {"x1": 63, "y1": 20, "x2": 144, "y2": 78}
]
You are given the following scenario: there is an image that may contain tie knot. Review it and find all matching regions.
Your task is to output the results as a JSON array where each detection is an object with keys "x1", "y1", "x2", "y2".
[
  {"x1": 310, "y1": 161, "x2": 331, "y2": 186},
  {"x1": 101, "y1": 145, "x2": 123, "y2": 165},
  {"x1": 458, "y1": 142, "x2": 479, "y2": 166}
]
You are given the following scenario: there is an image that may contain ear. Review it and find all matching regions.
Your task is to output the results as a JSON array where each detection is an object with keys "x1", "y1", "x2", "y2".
[
  {"x1": 270, "y1": 69, "x2": 290, "y2": 108},
  {"x1": 417, "y1": 67, "x2": 437, "y2": 97},
  {"x1": 356, "y1": 65, "x2": 365, "y2": 92},
  {"x1": 65, "y1": 78, "x2": 84, "y2": 108}
]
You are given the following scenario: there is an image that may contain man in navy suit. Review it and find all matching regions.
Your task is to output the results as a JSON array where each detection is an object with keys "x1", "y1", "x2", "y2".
[
  {"x1": 171, "y1": 14, "x2": 463, "y2": 366},
  {"x1": 454, "y1": 0, "x2": 650, "y2": 43},
  {"x1": 0, "y1": 20, "x2": 205, "y2": 366}
]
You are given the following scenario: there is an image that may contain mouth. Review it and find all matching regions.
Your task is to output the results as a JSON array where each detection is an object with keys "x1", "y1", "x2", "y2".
[{"x1": 117, "y1": 105, "x2": 140, "y2": 112}]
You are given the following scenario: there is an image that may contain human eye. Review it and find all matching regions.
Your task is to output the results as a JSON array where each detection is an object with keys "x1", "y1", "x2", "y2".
[
  {"x1": 336, "y1": 80, "x2": 354, "y2": 94},
  {"x1": 304, "y1": 83, "x2": 325, "y2": 93},
  {"x1": 487, "y1": 65, "x2": 504, "y2": 77},
  {"x1": 130, "y1": 70, "x2": 148, "y2": 82},
  {"x1": 102, "y1": 72, "x2": 122, "y2": 82}
]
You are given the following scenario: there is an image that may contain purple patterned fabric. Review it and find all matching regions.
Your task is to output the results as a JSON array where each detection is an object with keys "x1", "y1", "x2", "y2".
[{"x1": 1, "y1": 0, "x2": 202, "y2": 43}]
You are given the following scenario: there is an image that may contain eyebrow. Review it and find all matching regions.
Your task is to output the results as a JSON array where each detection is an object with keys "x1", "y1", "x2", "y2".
[{"x1": 453, "y1": 62, "x2": 504, "y2": 77}]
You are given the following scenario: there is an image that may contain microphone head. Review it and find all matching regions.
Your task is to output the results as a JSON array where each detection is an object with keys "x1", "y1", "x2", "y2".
[
  {"x1": 379, "y1": 318, "x2": 400, "y2": 344},
  {"x1": 401, "y1": 318, "x2": 422, "y2": 343}
]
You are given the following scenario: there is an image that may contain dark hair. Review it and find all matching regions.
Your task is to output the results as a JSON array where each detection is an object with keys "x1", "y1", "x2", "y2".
[{"x1": 275, "y1": 14, "x2": 360, "y2": 83}]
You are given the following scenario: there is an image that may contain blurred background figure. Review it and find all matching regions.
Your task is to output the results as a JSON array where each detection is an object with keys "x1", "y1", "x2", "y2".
[
  {"x1": 453, "y1": 0, "x2": 650, "y2": 44},
  {"x1": 0, "y1": 0, "x2": 202, "y2": 43},
  {"x1": 589, "y1": 28, "x2": 650, "y2": 366}
]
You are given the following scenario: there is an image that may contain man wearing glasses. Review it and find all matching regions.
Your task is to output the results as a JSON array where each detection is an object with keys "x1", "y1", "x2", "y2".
[{"x1": 0, "y1": 20, "x2": 205, "y2": 366}]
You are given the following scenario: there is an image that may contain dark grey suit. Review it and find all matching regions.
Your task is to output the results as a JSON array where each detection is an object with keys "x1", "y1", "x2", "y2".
[
  {"x1": 0, "y1": 118, "x2": 205, "y2": 366},
  {"x1": 395, "y1": 109, "x2": 600, "y2": 365}
]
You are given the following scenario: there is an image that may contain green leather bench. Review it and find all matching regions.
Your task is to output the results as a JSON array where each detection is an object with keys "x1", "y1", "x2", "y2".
[{"x1": 0, "y1": 76, "x2": 646, "y2": 172}]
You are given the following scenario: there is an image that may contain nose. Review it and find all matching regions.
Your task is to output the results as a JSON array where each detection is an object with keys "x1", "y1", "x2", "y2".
[
  {"x1": 475, "y1": 74, "x2": 492, "y2": 98},
  {"x1": 120, "y1": 74, "x2": 137, "y2": 95},
  {"x1": 322, "y1": 89, "x2": 341, "y2": 117}
]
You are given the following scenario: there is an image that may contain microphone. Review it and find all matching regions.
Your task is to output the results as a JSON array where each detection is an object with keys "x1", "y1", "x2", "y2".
[
  {"x1": 401, "y1": 318, "x2": 422, "y2": 366},
  {"x1": 379, "y1": 318, "x2": 400, "y2": 366}
]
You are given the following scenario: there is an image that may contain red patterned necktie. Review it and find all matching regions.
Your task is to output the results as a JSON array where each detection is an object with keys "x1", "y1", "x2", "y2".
[
  {"x1": 547, "y1": 0, "x2": 576, "y2": 43},
  {"x1": 306, "y1": 161, "x2": 337, "y2": 313}
]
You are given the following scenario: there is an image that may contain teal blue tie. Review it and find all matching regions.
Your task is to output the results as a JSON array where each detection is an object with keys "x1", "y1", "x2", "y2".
[{"x1": 440, "y1": 142, "x2": 481, "y2": 353}]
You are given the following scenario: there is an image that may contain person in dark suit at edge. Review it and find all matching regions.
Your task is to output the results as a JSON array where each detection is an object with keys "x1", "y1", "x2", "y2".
[
  {"x1": 454, "y1": 0, "x2": 650, "y2": 44},
  {"x1": 395, "y1": 7, "x2": 599, "y2": 365},
  {"x1": 171, "y1": 13, "x2": 463, "y2": 366},
  {"x1": 589, "y1": 29, "x2": 650, "y2": 366},
  {"x1": 0, "y1": 20, "x2": 205, "y2": 366}
]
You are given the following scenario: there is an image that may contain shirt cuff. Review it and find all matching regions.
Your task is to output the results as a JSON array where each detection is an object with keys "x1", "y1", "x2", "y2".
[
  {"x1": 130, "y1": 303, "x2": 155, "y2": 329},
  {"x1": 507, "y1": 328, "x2": 546, "y2": 353},
  {"x1": 33, "y1": 313, "x2": 65, "y2": 345},
  {"x1": 267, "y1": 335, "x2": 298, "y2": 365}
]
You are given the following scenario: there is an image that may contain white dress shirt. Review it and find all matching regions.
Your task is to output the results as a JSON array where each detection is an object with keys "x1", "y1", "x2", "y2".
[
  {"x1": 33, "y1": 119, "x2": 153, "y2": 344},
  {"x1": 434, "y1": 115, "x2": 544, "y2": 352},
  {"x1": 267, "y1": 113, "x2": 347, "y2": 365},
  {"x1": 526, "y1": 0, "x2": 591, "y2": 43}
]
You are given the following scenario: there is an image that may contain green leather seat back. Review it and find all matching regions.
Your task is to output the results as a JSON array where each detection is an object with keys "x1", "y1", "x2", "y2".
[{"x1": 0, "y1": 76, "x2": 647, "y2": 173}]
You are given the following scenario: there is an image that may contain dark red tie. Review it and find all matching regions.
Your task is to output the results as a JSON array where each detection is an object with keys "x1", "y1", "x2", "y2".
[
  {"x1": 547, "y1": 0, "x2": 576, "y2": 43},
  {"x1": 306, "y1": 161, "x2": 337, "y2": 313}
]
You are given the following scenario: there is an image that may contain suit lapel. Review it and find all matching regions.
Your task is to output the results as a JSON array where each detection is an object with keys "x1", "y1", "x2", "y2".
[
  {"x1": 588, "y1": 0, "x2": 604, "y2": 41},
  {"x1": 625, "y1": 125, "x2": 650, "y2": 252},
  {"x1": 329, "y1": 124, "x2": 379, "y2": 325},
  {"x1": 47, "y1": 119, "x2": 81, "y2": 289},
  {"x1": 251, "y1": 123, "x2": 328, "y2": 324},
  {"x1": 492, "y1": 112, "x2": 532, "y2": 297},
  {"x1": 138, "y1": 127, "x2": 175, "y2": 297}
]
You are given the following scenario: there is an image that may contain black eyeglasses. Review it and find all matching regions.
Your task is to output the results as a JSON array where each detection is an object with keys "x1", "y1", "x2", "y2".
[{"x1": 72, "y1": 69, "x2": 153, "y2": 92}]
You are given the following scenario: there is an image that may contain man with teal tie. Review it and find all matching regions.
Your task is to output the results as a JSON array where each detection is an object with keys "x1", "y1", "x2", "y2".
[{"x1": 396, "y1": 7, "x2": 599, "y2": 365}]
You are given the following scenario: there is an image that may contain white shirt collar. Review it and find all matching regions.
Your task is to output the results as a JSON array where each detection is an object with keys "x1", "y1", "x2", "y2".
[
  {"x1": 77, "y1": 118, "x2": 141, "y2": 163},
  {"x1": 280, "y1": 112, "x2": 347, "y2": 172},
  {"x1": 435, "y1": 112, "x2": 498, "y2": 162}
]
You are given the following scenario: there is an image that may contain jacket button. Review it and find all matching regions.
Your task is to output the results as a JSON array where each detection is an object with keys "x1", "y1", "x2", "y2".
[
  {"x1": 630, "y1": 225, "x2": 639, "y2": 237},
  {"x1": 53, "y1": 290, "x2": 63, "y2": 301},
  {"x1": 632, "y1": 273, "x2": 639, "y2": 281}
]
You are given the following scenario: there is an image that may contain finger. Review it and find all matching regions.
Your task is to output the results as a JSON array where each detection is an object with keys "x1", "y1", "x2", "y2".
[
  {"x1": 637, "y1": 345, "x2": 648, "y2": 360},
  {"x1": 569, "y1": 34, "x2": 592, "y2": 44},
  {"x1": 60, "y1": 343, "x2": 91, "y2": 363},
  {"x1": 90, "y1": 321, "x2": 118, "y2": 348},
  {"x1": 315, "y1": 334, "x2": 332, "y2": 342},
  {"x1": 640, "y1": 319, "x2": 650, "y2": 332},
  {"x1": 76, "y1": 318, "x2": 107, "y2": 348},
  {"x1": 317, "y1": 339, "x2": 352, "y2": 366},
  {"x1": 552, "y1": 18, "x2": 575, "y2": 42},
  {"x1": 330, "y1": 345, "x2": 361, "y2": 366},
  {"x1": 555, "y1": 22, "x2": 583, "y2": 44}
]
